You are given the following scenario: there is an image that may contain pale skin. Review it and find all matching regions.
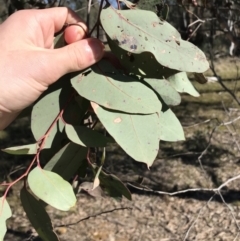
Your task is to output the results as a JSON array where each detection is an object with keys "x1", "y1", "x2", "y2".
[{"x1": 0, "y1": 7, "x2": 104, "y2": 130}]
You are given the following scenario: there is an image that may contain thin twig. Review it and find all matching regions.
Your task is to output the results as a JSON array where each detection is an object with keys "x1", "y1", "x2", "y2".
[
  {"x1": 217, "y1": 190, "x2": 240, "y2": 231},
  {"x1": 187, "y1": 22, "x2": 202, "y2": 41},
  {"x1": 233, "y1": 232, "x2": 240, "y2": 241},
  {"x1": 87, "y1": 0, "x2": 93, "y2": 30},
  {"x1": 183, "y1": 194, "x2": 216, "y2": 241},
  {"x1": 221, "y1": 102, "x2": 240, "y2": 152},
  {"x1": 127, "y1": 172, "x2": 240, "y2": 196},
  {"x1": 209, "y1": 51, "x2": 240, "y2": 105},
  {"x1": 197, "y1": 125, "x2": 218, "y2": 174},
  {"x1": 56, "y1": 207, "x2": 132, "y2": 227}
]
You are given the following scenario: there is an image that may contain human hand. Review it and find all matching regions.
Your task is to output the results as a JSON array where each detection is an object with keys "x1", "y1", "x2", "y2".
[{"x1": 0, "y1": 7, "x2": 104, "y2": 130}]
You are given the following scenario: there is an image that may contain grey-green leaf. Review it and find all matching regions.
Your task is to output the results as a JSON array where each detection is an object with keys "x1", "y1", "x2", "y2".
[
  {"x1": 65, "y1": 124, "x2": 110, "y2": 147},
  {"x1": 143, "y1": 78, "x2": 181, "y2": 106},
  {"x1": 194, "y1": 73, "x2": 207, "y2": 84},
  {"x1": 31, "y1": 76, "x2": 71, "y2": 148},
  {"x1": 2, "y1": 143, "x2": 38, "y2": 155},
  {"x1": 71, "y1": 60, "x2": 161, "y2": 114},
  {"x1": 20, "y1": 188, "x2": 59, "y2": 241},
  {"x1": 0, "y1": 198, "x2": 12, "y2": 241},
  {"x1": 54, "y1": 32, "x2": 65, "y2": 49},
  {"x1": 44, "y1": 142, "x2": 87, "y2": 181},
  {"x1": 62, "y1": 95, "x2": 89, "y2": 125},
  {"x1": 93, "y1": 165, "x2": 102, "y2": 190},
  {"x1": 168, "y1": 72, "x2": 200, "y2": 97},
  {"x1": 159, "y1": 109, "x2": 185, "y2": 142},
  {"x1": 92, "y1": 102, "x2": 160, "y2": 167},
  {"x1": 108, "y1": 35, "x2": 179, "y2": 79},
  {"x1": 99, "y1": 170, "x2": 132, "y2": 200},
  {"x1": 28, "y1": 167, "x2": 76, "y2": 211},
  {"x1": 101, "y1": 7, "x2": 209, "y2": 73}
]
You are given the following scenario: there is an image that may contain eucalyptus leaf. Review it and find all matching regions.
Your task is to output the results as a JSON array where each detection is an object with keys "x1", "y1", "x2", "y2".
[
  {"x1": 71, "y1": 60, "x2": 161, "y2": 114},
  {"x1": 194, "y1": 73, "x2": 208, "y2": 84},
  {"x1": 62, "y1": 95, "x2": 89, "y2": 125},
  {"x1": 31, "y1": 75, "x2": 72, "y2": 148},
  {"x1": 108, "y1": 35, "x2": 179, "y2": 79},
  {"x1": 78, "y1": 182, "x2": 104, "y2": 198},
  {"x1": 20, "y1": 188, "x2": 59, "y2": 241},
  {"x1": 91, "y1": 102, "x2": 160, "y2": 167},
  {"x1": 168, "y1": 72, "x2": 200, "y2": 97},
  {"x1": 159, "y1": 109, "x2": 185, "y2": 142},
  {"x1": 44, "y1": 142, "x2": 88, "y2": 181},
  {"x1": 99, "y1": 169, "x2": 132, "y2": 200},
  {"x1": 65, "y1": 124, "x2": 110, "y2": 147},
  {"x1": 28, "y1": 167, "x2": 76, "y2": 211},
  {"x1": 101, "y1": 7, "x2": 209, "y2": 72},
  {"x1": 93, "y1": 165, "x2": 102, "y2": 190},
  {"x1": 78, "y1": 158, "x2": 88, "y2": 178},
  {"x1": 39, "y1": 125, "x2": 69, "y2": 165},
  {"x1": 136, "y1": 0, "x2": 160, "y2": 12},
  {"x1": 2, "y1": 143, "x2": 38, "y2": 155},
  {"x1": 0, "y1": 197, "x2": 12, "y2": 241},
  {"x1": 136, "y1": 0, "x2": 168, "y2": 20},
  {"x1": 142, "y1": 78, "x2": 181, "y2": 106},
  {"x1": 54, "y1": 32, "x2": 65, "y2": 49}
]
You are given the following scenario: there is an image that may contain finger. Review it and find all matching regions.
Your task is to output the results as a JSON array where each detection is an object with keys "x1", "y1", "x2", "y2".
[
  {"x1": 64, "y1": 23, "x2": 88, "y2": 44},
  {"x1": 43, "y1": 38, "x2": 104, "y2": 85},
  {"x1": 36, "y1": 7, "x2": 88, "y2": 37}
]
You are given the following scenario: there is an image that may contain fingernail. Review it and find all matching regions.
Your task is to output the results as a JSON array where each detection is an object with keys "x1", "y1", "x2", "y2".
[{"x1": 76, "y1": 24, "x2": 88, "y2": 40}]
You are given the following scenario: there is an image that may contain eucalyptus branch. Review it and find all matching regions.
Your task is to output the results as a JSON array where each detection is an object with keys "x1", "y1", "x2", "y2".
[
  {"x1": 87, "y1": 0, "x2": 93, "y2": 29},
  {"x1": 127, "y1": 172, "x2": 240, "y2": 196}
]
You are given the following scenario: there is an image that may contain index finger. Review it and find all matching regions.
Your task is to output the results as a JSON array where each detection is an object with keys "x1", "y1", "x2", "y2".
[{"x1": 36, "y1": 7, "x2": 88, "y2": 39}]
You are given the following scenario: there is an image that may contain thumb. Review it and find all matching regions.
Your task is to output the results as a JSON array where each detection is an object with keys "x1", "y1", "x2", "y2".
[{"x1": 48, "y1": 38, "x2": 104, "y2": 82}]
